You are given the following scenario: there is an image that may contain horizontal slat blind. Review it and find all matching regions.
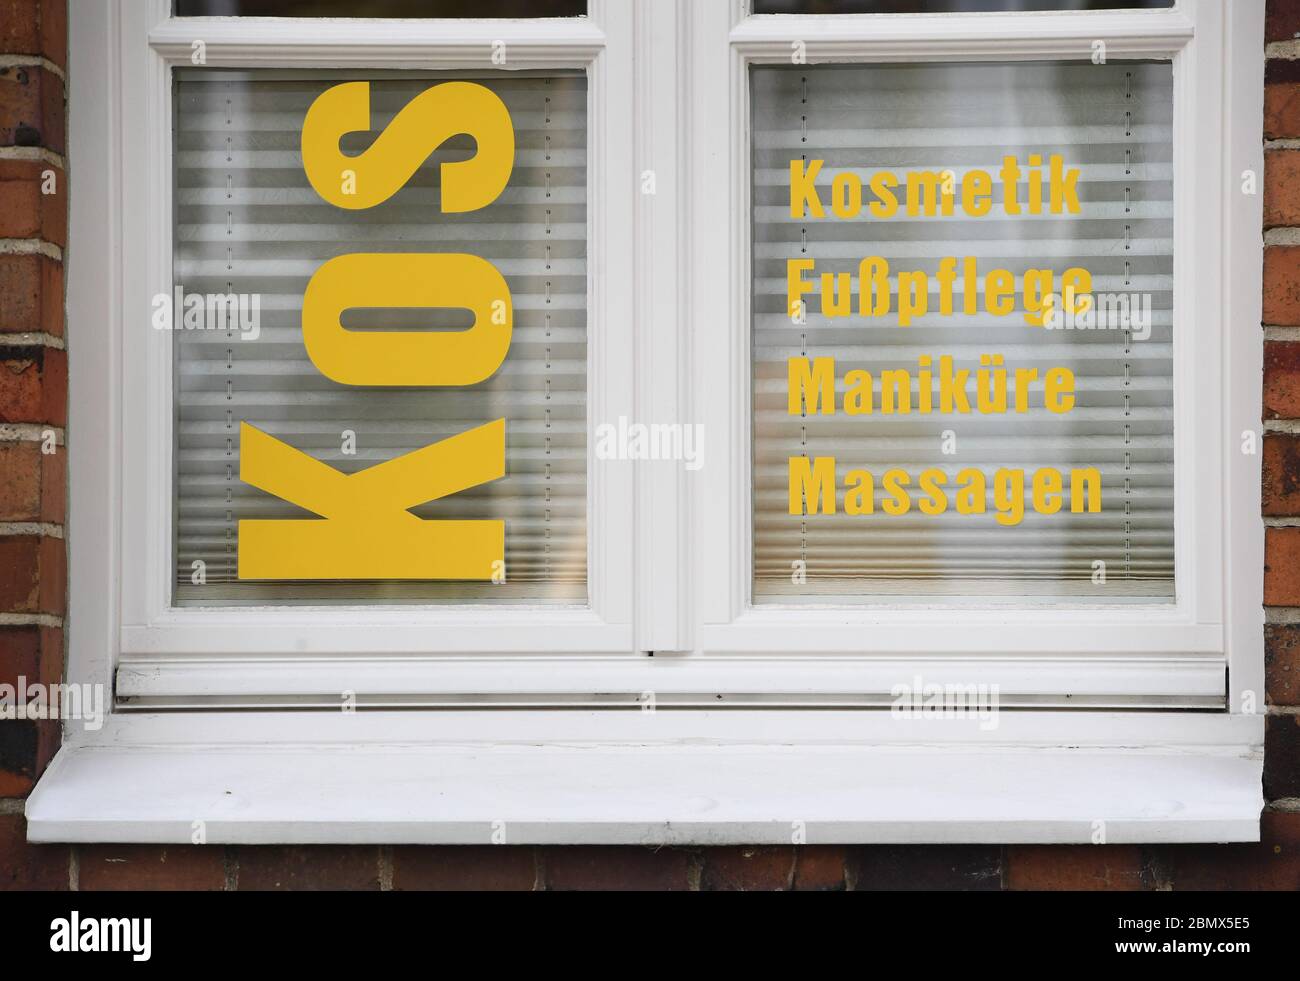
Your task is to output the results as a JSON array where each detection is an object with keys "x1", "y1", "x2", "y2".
[
  {"x1": 173, "y1": 70, "x2": 587, "y2": 605},
  {"x1": 752, "y1": 62, "x2": 1174, "y2": 601}
]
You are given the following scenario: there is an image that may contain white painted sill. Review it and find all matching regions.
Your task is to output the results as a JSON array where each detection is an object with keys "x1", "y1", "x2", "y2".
[{"x1": 25, "y1": 711, "x2": 1264, "y2": 845}]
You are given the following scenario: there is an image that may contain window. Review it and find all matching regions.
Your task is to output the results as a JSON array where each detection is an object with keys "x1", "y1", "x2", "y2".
[
  {"x1": 753, "y1": 61, "x2": 1174, "y2": 602},
  {"x1": 172, "y1": 69, "x2": 589, "y2": 604},
  {"x1": 35, "y1": 0, "x2": 1265, "y2": 846}
]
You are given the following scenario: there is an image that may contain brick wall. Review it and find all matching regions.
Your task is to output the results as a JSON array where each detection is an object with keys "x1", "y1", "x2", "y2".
[{"x1": 1, "y1": 0, "x2": 1298, "y2": 891}]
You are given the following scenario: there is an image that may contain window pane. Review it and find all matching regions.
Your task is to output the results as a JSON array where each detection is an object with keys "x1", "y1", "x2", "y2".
[
  {"x1": 753, "y1": 1, "x2": 1170, "y2": 11},
  {"x1": 176, "y1": 0, "x2": 586, "y2": 16},
  {"x1": 752, "y1": 62, "x2": 1174, "y2": 602},
  {"x1": 172, "y1": 70, "x2": 587, "y2": 605}
]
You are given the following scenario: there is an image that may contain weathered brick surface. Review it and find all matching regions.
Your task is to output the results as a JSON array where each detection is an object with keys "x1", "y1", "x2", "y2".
[
  {"x1": 700, "y1": 846, "x2": 795, "y2": 891},
  {"x1": 0, "y1": 440, "x2": 63, "y2": 522},
  {"x1": 0, "y1": 624, "x2": 61, "y2": 690},
  {"x1": 1146, "y1": 811, "x2": 1300, "y2": 891},
  {"x1": 0, "y1": 812, "x2": 67, "y2": 890},
  {"x1": 0, "y1": 0, "x2": 66, "y2": 64},
  {"x1": 0, "y1": 347, "x2": 65, "y2": 425},
  {"x1": 1268, "y1": 0, "x2": 1300, "y2": 43},
  {"x1": 391, "y1": 846, "x2": 536, "y2": 891},
  {"x1": 1265, "y1": 247, "x2": 1300, "y2": 326},
  {"x1": 1005, "y1": 845, "x2": 1148, "y2": 891},
  {"x1": 792, "y1": 845, "x2": 848, "y2": 891},
  {"x1": 544, "y1": 847, "x2": 693, "y2": 891},
  {"x1": 1264, "y1": 714, "x2": 1300, "y2": 799},
  {"x1": 0, "y1": 535, "x2": 64, "y2": 616},
  {"x1": 235, "y1": 846, "x2": 381, "y2": 891},
  {"x1": 1266, "y1": 58, "x2": 1300, "y2": 140},
  {"x1": 0, "y1": 161, "x2": 64, "y2": 247},
  {"x1": 1265, "y1": 342, "x2": 1300, "y2": 418},
  {"x1": 0, "y1": 724, "x2": 38, "y2": 795},
  {"x1": 1266, "y1": 151, "x2": 1300, "y2": 229},
  {"x1": 848, "y1": 846, "x2": 1002, "y2": 891},
  {"x1": 79, "y1": 845, "x2": 227, "y2": 891},
  {"x1": 0, "y1": 255, "x2": 63, "y2": 337},
  {"x1": 0, "y1": 65, "x2": 63, "y2": 153},
  {"x1": 1266, "y1": 526, "x2": 1300, "y2": 606},
  {"x1": 1266, "y1": 623, "x2": 1300, "y2": 705},
  {"x1": 1263, "y1": 433, "x2": 1300, "y2": 515}
]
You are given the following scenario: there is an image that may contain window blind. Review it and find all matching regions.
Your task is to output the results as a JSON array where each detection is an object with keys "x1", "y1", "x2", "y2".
[
  {"x1": 752, "y1": 62, "x2": 1174, "y2": 602},
  {"x1": 172, "y1": 70, "x2": 588, "y2": 605}
]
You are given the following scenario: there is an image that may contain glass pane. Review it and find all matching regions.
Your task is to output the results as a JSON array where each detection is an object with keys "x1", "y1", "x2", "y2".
[
  {"x1": 753, "y1": 1, "x2": 1171, "y2": 11},
  {"x1": 177, "y1": 0, "x2": 586, "y2": 16},
  {"x1": 751, "y1": 62, "x2": 1174, "y2": 603},
  {"x1": 172, "y1": 70, "x2": 587, "y2": 605}
]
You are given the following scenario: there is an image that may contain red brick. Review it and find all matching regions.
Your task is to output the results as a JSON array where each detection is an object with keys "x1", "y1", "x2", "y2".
[
  {"x1": 0, "y1": 255, "x2": 63, "y2": 337},
  {"x1": 1266, "y1": 60, "x2": 1300, "y2": 140},
  {"x1": 0, "y1": 442, "x2": 40, "y2": 520},
  {"x1": 392, "y1": 846, "x2": 536, "y2": 891},
  {"x1": 792, "y1": 846, "x2": 847, "y2": 891},
  {"x1": 79, "y1": 844, "x2": 227, "y2": 891},
  {"x1": 1265, "y1": 526, "x2": 1300, "y2": 606},
  {"x1": 0, "y1": 535, "x2": 64, "y2": 616},
  {"x1": 236, "y1": 846, "x2": 380, "y2": 890},
  {"x1": 1005, "y1": 845, "x2": 1147, "y2": 891},
  {"x1": 0, "y1": 160, "x2": 65, "y2": 247},
  {"x1": 1265, "y1": 151, "x2": 1300, "y2": 230},
  {"x1": 1147, "y1": 810, "x2": 1300, "y2": 890},
  {"x1": 1268, "y1": 0, "x2": 1300, "y2": 43},
  {"x1": 848, "y1": 845, "x2": 1002, "y2": 891},
  {"x1": 0, "y1": 811, "x2": 68, "y2": 890},
  {"x1": 0, "y1": 0, "x2": 67, "y2": 65},
  {"x1": 0, "y1": 347, "x2": 66, "y2": 425},
  {"x1": 543, "y1": 846, "x2": 692, "y2": 891},
  {"x1": 0, "y1": 65, "x2": 63, "y2": 154},
  {"x1": 0, "y1": 625, "x2": 39, "y2": 685},
  {"x1": 1263, "y1": 434, "x2": 1300, "y2": 515},
  {"x1": 38, "y1": 439, "x2": 62, "y2": 523},
  {"x1": 0, "y1": 626, "x2": 58, "y2": 791},
  {"x1": 700, "y1": 846, "x2": 795, "y2": 891},
  {"x1": 1267, "y1": 624, "x2": 1300, "y2": 706},
  {"x1": 0, "y1": 440, "x2": 63, "y2": 523},
  {"x1": 1265, "y1": 342, "x2": 1300, "y2": 418},
  {"x1": 1265, "y1": 247, "x2": 1300, "y2": 326},
  {"x1": 0, "y1": 720, "x2": 40, "y2": 794},
  {"x1": 0, "y1": 624, "x2": 60, "y2": 690},
  {"x1": 1265, "y1": 714, "x2": 1300, "y2": 799},
  {"x1": 0, "y1": 727, "x2": 35, "y2": 794}
]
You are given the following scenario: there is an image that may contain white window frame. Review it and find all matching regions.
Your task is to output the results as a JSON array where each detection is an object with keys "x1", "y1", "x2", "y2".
[
  {"x1": 97, "y1": 0, "x2": 640, "y2": 692},
  {"x1": 29, "y1": 0, "x2": 1266, "y2": 846},
  {"x1": 688, "y1": 0, "x2": 1264, "y2": 704}
]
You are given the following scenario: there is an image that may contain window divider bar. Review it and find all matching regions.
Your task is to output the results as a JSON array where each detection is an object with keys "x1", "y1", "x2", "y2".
[{"x1": 632, "y1": 0, "x2": 692, "y2": 653}]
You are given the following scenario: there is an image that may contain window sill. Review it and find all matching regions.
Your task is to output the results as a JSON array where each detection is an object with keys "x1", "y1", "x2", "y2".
[{"x1": 25, "y1": 711, "x2": 1263, "y2": 845}]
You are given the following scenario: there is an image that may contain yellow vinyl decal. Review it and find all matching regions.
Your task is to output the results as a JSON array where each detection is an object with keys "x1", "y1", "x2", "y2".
[
  {"x1": 238, "y1": 80, "x2": 516, "y2": 581},
  {"x1": 301, "y1": 253, "x2": 512, "y2": 388},
  {"x1": 300, "y1": 80, "x2": 514, "y2": 212}
]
